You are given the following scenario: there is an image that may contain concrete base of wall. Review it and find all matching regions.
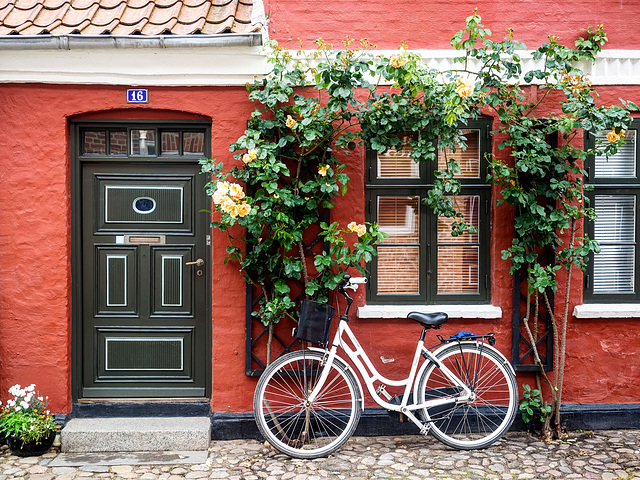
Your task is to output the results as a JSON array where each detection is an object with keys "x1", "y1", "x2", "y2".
[
  {"x1": 211, "y1": 404, "x2": 640, "y2": 440},
  {"x1": 64, "y1": 403, "x2": 640, "y2": 444}
]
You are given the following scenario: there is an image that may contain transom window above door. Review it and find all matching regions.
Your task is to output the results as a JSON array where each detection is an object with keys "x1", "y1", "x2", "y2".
[{"x1": 81, "y1": 126, "x2": 207, "y2": 158}]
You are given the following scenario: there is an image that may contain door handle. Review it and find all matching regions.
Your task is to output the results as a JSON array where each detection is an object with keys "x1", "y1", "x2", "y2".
[{"x1": 186, "y1": 258, "x2": 204, "y2": 266}]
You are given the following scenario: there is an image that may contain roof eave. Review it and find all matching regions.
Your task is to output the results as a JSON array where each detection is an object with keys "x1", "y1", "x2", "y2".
[{"x1": 0, "y1": 32, "x2": 263, "y2": 50}]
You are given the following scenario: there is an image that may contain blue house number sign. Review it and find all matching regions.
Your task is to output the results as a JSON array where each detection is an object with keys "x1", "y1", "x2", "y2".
[{"x1": 127, "y1": 89, "x2": 148, "y2": 103}]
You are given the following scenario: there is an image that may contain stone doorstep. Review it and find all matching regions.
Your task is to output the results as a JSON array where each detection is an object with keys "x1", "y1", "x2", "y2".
[{"x1": 60, "y1": 417, "x2": 211, "y2": 453}]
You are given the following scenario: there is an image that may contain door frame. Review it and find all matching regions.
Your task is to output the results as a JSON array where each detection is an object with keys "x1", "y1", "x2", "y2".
[{"x1": 70, "y1": 118, "x2": 212, "y2": 402}]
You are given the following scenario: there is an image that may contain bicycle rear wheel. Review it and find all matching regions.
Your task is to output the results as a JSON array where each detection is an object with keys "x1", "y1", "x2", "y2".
[
  {"x1": 253, "y1": 350, "x2": 362, "y2": 459},
  {"x1": 417, "y1": 343, "x2": 517, "y2": 449}
]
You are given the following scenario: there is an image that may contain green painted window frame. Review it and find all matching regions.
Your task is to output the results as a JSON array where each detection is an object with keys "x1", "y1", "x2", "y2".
[
  {"x1": 365, "y1": 119, "x2": 492, "y2": 305},
  {"x1": 585, "y1": 119, "x2": 640, "y2": 303}
]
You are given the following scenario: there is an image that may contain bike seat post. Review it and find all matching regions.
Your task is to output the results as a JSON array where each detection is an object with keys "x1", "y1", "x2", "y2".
[
  {"x1": 338, "y1": 277, "x2": 354, "y2": 322},
  {"x1": 419, "y1": 326, "x2": 427, "y2": 342}
]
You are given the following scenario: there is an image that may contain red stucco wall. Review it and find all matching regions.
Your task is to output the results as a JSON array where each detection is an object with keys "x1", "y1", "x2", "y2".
[
  {"x1": 0, "y1": 77, "x2": 639, "y2": 417},
  {"x1": 266, "y1": 0, "x2": 640, "y2": 50}
]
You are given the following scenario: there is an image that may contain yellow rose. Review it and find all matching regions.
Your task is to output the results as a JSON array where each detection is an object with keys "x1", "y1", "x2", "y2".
[
  {"x1": 220, "y1": 197, "x2": 236, "y2": 213},
  {"x1": 389, "y1": 55, "x2": 406, "y2": 68},
  {"x1": 286, "y1": 115, "x2": 297, "y2": 129},
  {"x1": 229, "y1": 183, "x2": 245, "y2": 201},
  {"x1": 607, "y1": 130, "x2": 620, "y2": 143},
  {"x1": 318, "y1": 165, "x2": 329, "y2": 177},
  {"x1": 227, "y1": 204, "x2": 240, "y2": 218},
  {"x1": 347, "y1": 221, "x2": 357, "y2": 232},
  {"x1": 243, "y1": 148, "x2": 258, "y2": 164},
  {"x1": 455, "y1": 77, "x2": 475, "y2": 99},
  {"x1": 354, "y1": 224, "x2": 367, "y2": 237},
  {"x1": 212, "y1": 191, "x2": 226, "y2": 205},
  {"x1": 238, "y1": 202, "x2": 251, "y2": 217},
  {"x1": 216, "y1": 181, "x2": 229, "y2": 196}
]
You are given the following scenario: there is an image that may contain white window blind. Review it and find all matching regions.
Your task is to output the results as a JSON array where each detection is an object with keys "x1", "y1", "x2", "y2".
[
  {"x1": 376, "y1": 196, "x2": 420, "y2": 294},
  {"x1": 377, "y1": 136, "x2": 420, "y2": 178},
  {"x1": 594, "y1": 130, "x2": 637, "y2": 178},
  {"x1": 593, "y1": 195, "x2": 636, "y2": 294},
  {"x1": 438, "y1": 129, "x2": 481, "y2": 178},
  {"x1": 437, "y1": 195, "x2": 480, "y2": 294}
]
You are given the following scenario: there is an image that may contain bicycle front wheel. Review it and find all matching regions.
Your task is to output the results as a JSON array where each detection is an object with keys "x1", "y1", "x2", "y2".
[
  {"x1": 417, "y1": 343, "x2": 517, "y2": 449},
  {"x1": 253, "y1": 350, "x2": 362, "y2": 459}
]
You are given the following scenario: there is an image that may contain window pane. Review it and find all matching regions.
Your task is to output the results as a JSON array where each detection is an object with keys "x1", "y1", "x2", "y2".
[
  {"x1": 109, "y1": 131, "x2": 127, "y2": 155},
  {"x1": 437, "y1": 246, "x2": 479, "y2": 294},
  {"x1": 593, "y1": 245, "x2": 635, "y2": 293},
  {"x1": 162, "y1": 131, "x2": 180, "y2": 155},
  {"x1": 377, "y1": 136, "x2": 420, "y2": 178},
  {"x1": 83, "y1": 130, "x2": 106, "y2": 155},
  {"x1": 437, "y1": 195, "x2": 480, "y2": 243},
  {"x1": 378, "y1": 196, "x2": 420, "y2": 243},
  {"x1": 594, "y1": 129, "x2": 636, "y2": 178},
  {"x1": 377, "y1": 246, "x2": 419, "y2": 294},
  {"x1": 131, "y1": 129, "x2": 156, "y2": 156},
  {"x1": 594, "y1": 195, "x2": 636, "y2": 242},
  {"x1": 184, "y1": 132, "x2": 205, "y2": 155},
  {"x1": 593, "y1": 195, "x2": 636, "y2": 294},
  {"x1": 439, "y1": 129, "x2": 480, "y2": 178}
]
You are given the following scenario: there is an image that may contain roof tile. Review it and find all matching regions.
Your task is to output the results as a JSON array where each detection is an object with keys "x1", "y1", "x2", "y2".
[
  {"x1": 79, "y1": 16, "x2": 118, "y2": 33},
  {"x1": 42, "y1": 0, "x2": 69, "y2": 9},
  {"x1": 205, "y1": 0, "x2": 236, "y2": 25},
  {"x1": 2, "y1": 5, "x2": 40, "y2": 28},
  {"x1": 146, "y1": 2, "x2": 181, "y2": 26},
  {"x1": 61, "y1": 3, "x2": 99, "y2": 27},
  {"x1": 169, "y1": 16, "x2": 205, "y2": 34},
  {"x1": 118, "y1": 2, "x2": 153, "y2": 25},
  {"x1": 33, "y1": 4, "x2": 70, "y2": 27},
  {"x1": 91, "y1": 2, "x2": 126, "y2": 26},
  {"x1": 176, "y1": 2, "x2": 208, "y2": 24},
  {"x1": 152, "y1": 0, "x2": 179, "y2": 7},
  {"x1": 124, "y1": 0, "x2": 153, "y2": 9},
  {"x1": 14, "y1": 0, "x2": 43, "y2": 10},
  {"x1": 66, "y1": 0, "x2": 99, "y2": 9},
  {"x1": 0, "y1": 0, "x2": 258, "y2": 36},
  {"x1": 0, "y1": 3, "x2": 15, "y2": 23},
  {"x1": 182, "y1": 0, "x2": 208, "y2": 7},
  {"x1": 110, "y1": 16, "x2": 147, "y2": 34},
  {"x1": 97, "y1": 0, "x2": 126, "y2": 8}
]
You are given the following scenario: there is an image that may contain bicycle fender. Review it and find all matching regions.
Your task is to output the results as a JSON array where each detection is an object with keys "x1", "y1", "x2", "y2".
[
  {"x1": 413, "y1": 341, "x2": 515, "y2": 394},
  {"x1": 306, "y1": 346, "x2": 365, "y2": 410}
]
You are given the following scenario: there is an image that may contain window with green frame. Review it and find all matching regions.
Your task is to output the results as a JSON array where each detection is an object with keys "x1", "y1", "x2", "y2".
[
  {"x1": 366, "y1": 119, "x2": 492, "y2": 305},
  {"x1": 585, "y1": 118, "x2": 640, "y2": 302}
]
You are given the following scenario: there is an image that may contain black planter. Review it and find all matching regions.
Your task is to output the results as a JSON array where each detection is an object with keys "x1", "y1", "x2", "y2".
[{"x1": 7, "y1": 432, "x2": 55, "y2": 457}]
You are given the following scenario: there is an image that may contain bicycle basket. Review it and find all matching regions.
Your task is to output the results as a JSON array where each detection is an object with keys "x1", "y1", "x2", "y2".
[{"x1": 296, "y1": 300, "x2": 336, "y2": 346}]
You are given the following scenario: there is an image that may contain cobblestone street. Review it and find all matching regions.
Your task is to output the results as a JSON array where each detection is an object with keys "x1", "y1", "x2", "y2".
[{"x1": 1, "y1": 430, "x2": 639, "y2": 480}]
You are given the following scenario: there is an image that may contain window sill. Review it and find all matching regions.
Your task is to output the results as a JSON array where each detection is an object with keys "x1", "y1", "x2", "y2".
[
  {"x1": 573, "y1": 304, "x2": 640, "y2": 319},
  {"x1": 357, "y1": 304, "x2": 503, "y2": 320}
]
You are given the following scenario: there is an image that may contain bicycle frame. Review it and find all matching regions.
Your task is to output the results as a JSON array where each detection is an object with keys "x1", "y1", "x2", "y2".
[{"x1": 306, "y1": 317, "x2": 474, "y2": 434}]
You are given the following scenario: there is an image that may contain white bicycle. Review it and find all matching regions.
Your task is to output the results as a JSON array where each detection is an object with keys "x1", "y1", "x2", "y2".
[{"x1": 253, "y1": 274, "x2": 518, "y2": 459}]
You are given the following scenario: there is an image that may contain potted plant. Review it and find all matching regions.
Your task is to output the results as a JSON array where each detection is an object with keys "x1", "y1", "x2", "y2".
[{"x1": 0, "y1": 384, "x2": 56, "y2": 456}]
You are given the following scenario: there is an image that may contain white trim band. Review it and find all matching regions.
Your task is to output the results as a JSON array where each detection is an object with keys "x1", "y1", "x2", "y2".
[
  {"x1": 573, "y1": 303, "x2": 640, "y2": 319},
  {"x1": 1, "y1": 47, "x2": 639, "y2": 87},
  {"x1": 358, "y1": 304, "x2": 503, "y2": 320}
]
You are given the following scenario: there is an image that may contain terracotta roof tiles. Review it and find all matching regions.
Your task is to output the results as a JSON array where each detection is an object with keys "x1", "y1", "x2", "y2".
[{"x1": 0, "y1": 0, "x2": 261, "y2": 35}]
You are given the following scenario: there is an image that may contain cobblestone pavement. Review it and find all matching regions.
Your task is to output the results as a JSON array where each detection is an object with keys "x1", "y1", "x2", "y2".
[{"x1": 1, "y1": 430, "x2": 639, "y2": 480}]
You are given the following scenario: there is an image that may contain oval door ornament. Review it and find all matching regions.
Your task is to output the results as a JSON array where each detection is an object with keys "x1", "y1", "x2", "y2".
[{"x1": 133, "y1": 197, "x2": 156, "y2": 214}]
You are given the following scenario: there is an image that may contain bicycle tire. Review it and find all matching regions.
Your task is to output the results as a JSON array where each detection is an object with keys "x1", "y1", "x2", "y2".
[
  {"x1": 253, "y1": 350, "x2": 362, "y2": 459},
  {"x1": 417, "y1": 342, "x2": 517, "y2": 449}
]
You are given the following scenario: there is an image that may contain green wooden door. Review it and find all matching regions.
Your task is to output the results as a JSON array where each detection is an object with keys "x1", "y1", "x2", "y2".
[{"x1": 80, "y1": 161, "x2": 210, "y2": 398}]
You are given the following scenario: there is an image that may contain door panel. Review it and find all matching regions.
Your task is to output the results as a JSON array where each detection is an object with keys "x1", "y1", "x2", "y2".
[{"x1": 81, "y1": 162, "x2": 209, "y2": 398}]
